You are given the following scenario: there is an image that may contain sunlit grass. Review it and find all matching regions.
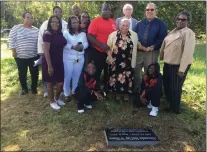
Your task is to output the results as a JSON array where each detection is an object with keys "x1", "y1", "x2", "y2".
[{"x1": 1, "y1": 42, "x2": 206, "y2": 151}]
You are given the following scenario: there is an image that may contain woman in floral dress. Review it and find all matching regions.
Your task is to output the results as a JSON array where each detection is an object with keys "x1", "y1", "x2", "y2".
[{"x1": 107, "y1": 19, "x2": 139, "y2": 100}]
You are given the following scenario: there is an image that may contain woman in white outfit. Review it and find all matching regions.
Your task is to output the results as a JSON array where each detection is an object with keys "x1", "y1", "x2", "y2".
[{"x1": 63, "y1": 15, "x2": 89, "y2": 101}]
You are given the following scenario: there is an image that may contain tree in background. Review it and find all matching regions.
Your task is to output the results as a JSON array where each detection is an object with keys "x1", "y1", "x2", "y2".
[
  {"x1": 114, "y1": 1, "x2": 206, "y2": 36},
  {"x1": 1, "y1": 1, "x2": 206, "y2": 37}
]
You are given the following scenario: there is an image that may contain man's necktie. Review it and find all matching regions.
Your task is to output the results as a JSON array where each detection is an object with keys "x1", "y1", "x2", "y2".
[{"x1": 143, "y1": 23, "x2": 150, "y2": 46}]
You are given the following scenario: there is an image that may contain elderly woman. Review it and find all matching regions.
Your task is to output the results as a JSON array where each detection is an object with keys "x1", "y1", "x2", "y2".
[
  {"x1": 160, "y1": 10, "x2": 196, "y2": 114},
  {"x1": 107, "y1": 19, "x2": 139, "y2": 101}
]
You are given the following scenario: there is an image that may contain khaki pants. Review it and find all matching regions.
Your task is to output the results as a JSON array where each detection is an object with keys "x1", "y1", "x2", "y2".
[{"x1": 133, "y1": 50, "x2": 159, "y2": 92}]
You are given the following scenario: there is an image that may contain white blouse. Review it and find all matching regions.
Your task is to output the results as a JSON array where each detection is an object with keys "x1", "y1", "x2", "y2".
[{"x1": 63, "y1": 30, "x2": 88, "y2": 55}]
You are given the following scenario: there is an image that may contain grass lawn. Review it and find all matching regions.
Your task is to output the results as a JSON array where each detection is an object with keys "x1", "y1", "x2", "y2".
[{"x1": 1, "y1": 42, "x2": 206, "y2": 151}]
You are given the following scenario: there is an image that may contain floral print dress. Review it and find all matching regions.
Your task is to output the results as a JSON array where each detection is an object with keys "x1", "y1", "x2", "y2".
[{"x1": 108, "y1": 30, "x2": 134, "y2": 94}]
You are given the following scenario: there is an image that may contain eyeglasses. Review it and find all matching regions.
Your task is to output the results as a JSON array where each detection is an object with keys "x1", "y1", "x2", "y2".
[
  {"x1": 146, "y1": 9, "x2": 155, "y2": 12},
  {"x1": 176, "y1": 18, "x2": 188, "y2": 22}
]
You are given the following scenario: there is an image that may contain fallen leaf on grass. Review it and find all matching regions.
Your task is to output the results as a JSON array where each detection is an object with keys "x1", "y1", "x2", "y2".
[
  {"x1": 87, "y1": 146, "x2": 97, "y2": 151},
  {"x1": 3, "y1": 144, "x2": 21, "y2": 151},
  {"x1": 183, "y1": 142, "x2": 195, "y2": 151}
]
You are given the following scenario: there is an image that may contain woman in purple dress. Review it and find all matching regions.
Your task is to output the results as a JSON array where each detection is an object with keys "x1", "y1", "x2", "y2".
[{"x1": 42, "y1": 15, "x2": 67, "y2": 110}]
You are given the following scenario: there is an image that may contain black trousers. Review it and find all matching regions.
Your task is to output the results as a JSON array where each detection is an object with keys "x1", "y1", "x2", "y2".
[
  {"x1": 87, "y1": 47, "x2": 107, "y2": 89},
  {"x1": 163, "y1": 63, "x2": 190, "y2": 112},
  {"x1": 146, "y1": 92, "x2": 161, "y2": 107},
  {"x1": 133, "y1": 91, "x2": 161, "y2": 108},
  {"x1": 75, "y1": 90, "x2": 97, "y2": 110},
  {"x1": 83, "y1": 46, "x2": 92, "y2": 67},
  {"x1": 103, "y1": 62, "x2": 109, "y2": 91},
  {"x1": 15, "y1": 56, "x2": 39, "y2": 92}
]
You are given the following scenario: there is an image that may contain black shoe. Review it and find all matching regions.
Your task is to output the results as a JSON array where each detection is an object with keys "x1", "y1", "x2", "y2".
[
  {"x1": 19, "y1": 90, "x2": 28, "y2": 96},
  {"x1": 32, "y1": 90, "x2": 37, "y2": 94},
  {"x1": 31, "y1": 87, "x2": 37, "y2": 94},
  {"x1": 163, "y1": 107, "x2": 173, "y2": 112},
  {"x1": 65, "y1": 96, "x2": 73, "y2": 102},
  {"x1": 164, "y1": 107, "x2": 181, "y2": 114},
  {"x1": 172, "y1": 110, "x2": 181, "y2": 114}
]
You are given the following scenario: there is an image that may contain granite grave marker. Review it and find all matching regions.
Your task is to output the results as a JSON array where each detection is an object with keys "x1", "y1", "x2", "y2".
[{"x1": 104, "y1": 128, "x2": 159, "y2": 147}]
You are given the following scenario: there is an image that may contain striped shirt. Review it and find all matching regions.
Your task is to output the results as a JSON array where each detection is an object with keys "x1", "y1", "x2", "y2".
[{"x1": 9, "y1": 24, "x2": 39, "y2": 58}]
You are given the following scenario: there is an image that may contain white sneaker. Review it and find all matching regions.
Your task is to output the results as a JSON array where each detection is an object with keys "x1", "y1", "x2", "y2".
[
  {"x1": 147, "y1": 101, "x2": 153, "y2": 109},
  {"x1": 54, "y1": 97, "x2": 65, "y2": 106},
  {"x1": 50, "y1": 102, "x2": 60, "y2": 110},
  {"x1": 84, "y1": 104, "x2": 92, "y2": 109},
  {"x1": 78, "y1": 109, "x2": 84, "y2": 113},
  {"x1": 149, "y1": 106, "x2": 159, "y2": 117},
  {"x1": 43, "y1": 92, "x2": 48, "y2": 98}
]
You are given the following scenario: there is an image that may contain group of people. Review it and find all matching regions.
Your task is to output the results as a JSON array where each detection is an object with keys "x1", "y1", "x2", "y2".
[{"x1": 8, "y1": 2, "x2": 196, "y2": 117}]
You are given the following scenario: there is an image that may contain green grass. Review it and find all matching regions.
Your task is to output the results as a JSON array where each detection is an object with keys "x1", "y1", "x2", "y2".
[{"x1": 1, "y1": 42, "x2": 206, "y2": 151}]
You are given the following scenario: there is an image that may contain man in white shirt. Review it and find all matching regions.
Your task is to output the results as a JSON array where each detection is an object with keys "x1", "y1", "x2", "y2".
[
  {"x1": 37, "y1": 6, "x2": 68, "y2": 55},
  {"x1": 116, "y1": 3, "x2": 138, "y2": 31}
]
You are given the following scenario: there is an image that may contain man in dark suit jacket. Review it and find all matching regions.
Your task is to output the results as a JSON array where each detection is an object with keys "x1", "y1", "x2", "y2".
[{"x1": 116, "y1": 3, "x2": 138, "y2": 31}]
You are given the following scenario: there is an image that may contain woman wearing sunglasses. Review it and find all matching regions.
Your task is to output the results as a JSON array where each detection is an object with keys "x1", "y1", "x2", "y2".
[{"x1": 160, "y1": 10, "x2": 196, "y2": 114}]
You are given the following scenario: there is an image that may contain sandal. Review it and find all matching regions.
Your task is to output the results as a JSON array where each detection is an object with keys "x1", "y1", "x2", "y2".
[
  {"x1": 124, "y1": 95, "x2": 129, "y2": 101},
  {"x1": 115, "y1": 95, "x2": 121, "y2": 100}
]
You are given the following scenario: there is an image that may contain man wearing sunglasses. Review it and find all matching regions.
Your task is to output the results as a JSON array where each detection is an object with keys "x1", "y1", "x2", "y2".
[{"x1": 134, "y1": 2, "x2": 167, "y2": 93}]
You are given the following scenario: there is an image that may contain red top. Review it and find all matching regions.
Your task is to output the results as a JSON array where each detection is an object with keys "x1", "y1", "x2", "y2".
[{"x1": 88, "y1": 17, "x2": 116, "y2": 53}]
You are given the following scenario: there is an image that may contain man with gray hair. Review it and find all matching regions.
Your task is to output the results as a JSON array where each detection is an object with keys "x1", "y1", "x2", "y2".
[
  {"x1": 116, "y1": 3, "x2": 138, "y2": 31},
  {"x1": 134, "y1": 2, "x2": 167, "y2": 93}
]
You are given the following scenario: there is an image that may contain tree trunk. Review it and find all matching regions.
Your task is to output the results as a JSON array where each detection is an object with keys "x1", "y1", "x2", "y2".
[{"x1": 1, "y1": 2, "x2": 5, "y2": 18}]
